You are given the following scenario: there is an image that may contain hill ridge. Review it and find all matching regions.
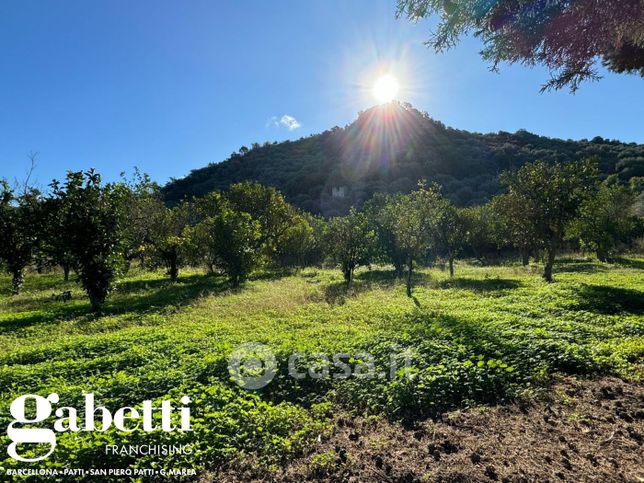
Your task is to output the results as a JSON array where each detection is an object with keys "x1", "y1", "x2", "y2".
[{"x1": 163, "y1": 102, "x2": 644, "y2": 216}]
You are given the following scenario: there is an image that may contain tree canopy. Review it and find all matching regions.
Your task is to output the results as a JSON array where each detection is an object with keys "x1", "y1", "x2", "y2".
[{"x1": 397, "y1": 0, "x2": 644, "y2": 91}]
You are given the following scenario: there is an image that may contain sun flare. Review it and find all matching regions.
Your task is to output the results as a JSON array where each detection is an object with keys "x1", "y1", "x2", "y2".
[{"x1": 372, "y1": 74, "x2": 399, "y2": 103}]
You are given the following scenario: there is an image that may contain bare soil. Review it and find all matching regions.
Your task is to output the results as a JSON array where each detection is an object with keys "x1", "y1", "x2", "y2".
[{"x1": 216, "y1": 376, "x2": 644, "y2": 482}]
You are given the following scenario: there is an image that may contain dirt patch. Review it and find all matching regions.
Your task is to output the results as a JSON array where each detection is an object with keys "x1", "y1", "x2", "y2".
[{"x1": 215, "y1": 376, "x2": 643, "y2": 482}]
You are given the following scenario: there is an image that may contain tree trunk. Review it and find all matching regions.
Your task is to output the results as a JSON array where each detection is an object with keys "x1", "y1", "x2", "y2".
[
  {"x1": 11, "y1": 268, "x2": 24, "y2": 295},
  {"x1": 406, "y1": 258, "x2": 413, "y2": 297},
  {"x1": 393, "y1": 255, "x2": 405, "y2": 277},
  {"x1": 596, "y1": 248, "x2": 608, "y2": 263},
  {"x1": 342, "y1": 263, "x2": 352, "y2": 284},
  {"x1": 394, "y1": 262, "x2": 404, "y2": 277},
  {"x1": 63, "y1": 263, "x2": 70, "y2": 282},
  {"x1": 89, "y1": 292, "x2": 105, "y2": 314},
  {"x1": 521, "y1": 250, "x2": 530, "y2": 266},
  {"x1": 448, "y1": 256, "x2": 454, "y2": 278},
  {"x1": 169, "y1": 257, "x2": 179, "y2": 282},
  {"x1": 543, "y1": 247, "x2": 556, "y2": 283}
]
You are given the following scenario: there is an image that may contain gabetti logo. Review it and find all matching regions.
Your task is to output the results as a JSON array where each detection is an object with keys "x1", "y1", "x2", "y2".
[{"x1": 7, "y1": 393, "x2": 192, "y2": 462}]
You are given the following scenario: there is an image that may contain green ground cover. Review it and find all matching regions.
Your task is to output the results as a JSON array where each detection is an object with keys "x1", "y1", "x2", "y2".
[{"x1": 0, "y1": 259, "x2": 642, "y2": 480}]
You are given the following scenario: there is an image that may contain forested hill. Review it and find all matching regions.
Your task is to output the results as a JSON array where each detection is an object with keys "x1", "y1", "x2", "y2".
[{"x1": 163, "y1": 102, "x2": 644, "y2": 217}]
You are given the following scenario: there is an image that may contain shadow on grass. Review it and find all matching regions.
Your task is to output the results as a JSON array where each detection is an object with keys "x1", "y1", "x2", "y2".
[
  {"x1": 573, "y1": 284, "x2": 644, "y2": 315},
  {"x1": 105, "y1": 273, "x2": 229, "y2": 315},
  {"x1": 0, "y1": 273, "x2": 229, "y2": 334},
  {"x1": 324, "y1": 281, "x2": 374, "y2": 305},
  {"x1": 0, "y1": 273, "x2": 74, "y2": 297},
  {"x1": 438, "y1": 277, "x2": 522, "y2": 292},
  {"x1": 614, "y1": 258, "x2": 644, "y2": 271},
  {"x1": 357, "y1": 270, "x2": 406, "y2": 284},
  {"x1": 324, "y1": 270, "x2": 431, "y2": 305},
  {"x1": 249, "y1": 268, "x2": 296, "y2": 282},
  {"x1": 552, "y1": 262, "x2": 608, "y2": 274},
  {"x1": 358, "y1": 269, "x2": 431, "y2": 286}
]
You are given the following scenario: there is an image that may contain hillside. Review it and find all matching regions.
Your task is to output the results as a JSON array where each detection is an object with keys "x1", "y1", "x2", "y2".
[{"x1": 164, "y1": 102, "x2": 644, "y2": 216}]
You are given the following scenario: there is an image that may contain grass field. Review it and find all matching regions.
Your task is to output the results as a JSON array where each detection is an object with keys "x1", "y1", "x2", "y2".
[{"x1": 0, "y1": 259, "x2": 642, "y2": 480}]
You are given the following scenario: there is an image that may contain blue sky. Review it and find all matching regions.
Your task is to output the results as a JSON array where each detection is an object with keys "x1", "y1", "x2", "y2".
[{"x1": 1, "y1": 0, "x2": 643, "y2": 188}]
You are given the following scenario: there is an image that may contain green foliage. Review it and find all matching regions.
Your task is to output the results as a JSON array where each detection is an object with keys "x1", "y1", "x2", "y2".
[
  {"x1": 274, "y1": 212, "x2": 326, "y2": 268},
  {"x1": 489, "y1": 191, "x2": 538, "y2": 264},
  {"x1": 0, "y1": 260, "x2": 641, "y2": 478},
  {"x1": 493, "y1": 159, "x2": 599, "y2": 281},
  {"x1": 0, "y1": 181, "x2": 42, "y2": 294},
  {"x1": 432, "y1": 196, "x2": 467, "y2": 277},
  {"x1": 364, "y1": 192, "x2": 408, "y2": 274},
  {"x1": 147, "y1": 202, "x2": 192, "y2": 281},
  {"x1": 49, "y1": 170, "x2": 129, "y2": 312},
  {"x1": 325, "y1": 208, "x2": 376, "y2": 282},
  {"x1": 460, "y1": 205, "x2": 498, "y2": 263},
  {"x1": 370, "y1": 182, "x2": 466, "y2": 295},
  {"x1": 226, "y1": 182, "x2": 295, "y2": 258},
  {"x1": 397, "y1": 0, "x2": 644, "y2": 91},
  {"x1": 569, "y1": 181, "x2": 640, "y2": 261},
  {"x1": 119, "y1": 169, "x2": 163, "y2": 269},
  {"x1": 383, "y1": 183, "x2": 440, "y2": 295},
  {"x1": 163, "y1": 103, "x2": 644, "y2": 215},
  {"x1": 200, "y1": 206, "x2": 262, "y2": 287}
]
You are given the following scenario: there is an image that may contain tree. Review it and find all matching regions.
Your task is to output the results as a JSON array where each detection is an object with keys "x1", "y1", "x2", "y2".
[
  {"x1": 274, "y1": 212, "x2": 326, "y2": 268},
  {"x1": 148, "y1": 202, "x2": 192, "y2": 281},
  {"x1": 432, "y1": 200, "x2": 466, "y2": 277},
  {"x1": 41, "y1": 195, "x2": 75, "y2": 281},
  {"x1": 50, "y1": 170, "x2": 128, "y2": 312},
  {"x1": 120, "y1": 169, "x2": 163, "y2": 269},
  {"x1": 196, "y1": 207, "x2": 262, "y2": 287},
  {"x1": 0, "y1": 182, "x2": 42, "y2": 294},
  {"x1": 461, "y1": 205, "x2": 499, "y2": 264},
  {"x1": 189, "y1": 192, "x2": 226, "y2": 273},
  {"x1": 397, "y1": 0, "x2": 644, "y2": 91},
  {"x1": 569, "y1": 181, "x2": 639, "y2": 261},
  {"x1": 326, "y1": 208, "x2": 375, "y2": 283},
  {"x1": 226, "y1": 182, "x2": 295, "y2": 258},
  {"x1": 490, "y1": 193, "x2": 539, "y2": 266},
  {"x1": 497, "y1": 159, "x2": 598, "y2": 281},
  {"x1": 385, "y1": 183, "x2": 441, "y2": 296},
  {"x1": 364, "y1": 193, "x2": 408, "y2": 275}
]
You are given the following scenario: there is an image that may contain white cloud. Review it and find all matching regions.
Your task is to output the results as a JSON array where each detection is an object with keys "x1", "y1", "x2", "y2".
[
  {"x1": 266, "y1": 114, "x2": 301, "y2": 131},
  {"x1": 279, "y1": 114, "x2": 301, "y2": 131}
]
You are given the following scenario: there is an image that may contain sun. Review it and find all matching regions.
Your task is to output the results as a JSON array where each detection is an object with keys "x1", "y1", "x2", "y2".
[{"x1": 372, "y1": 74, "x2": 400, "y2": 103}]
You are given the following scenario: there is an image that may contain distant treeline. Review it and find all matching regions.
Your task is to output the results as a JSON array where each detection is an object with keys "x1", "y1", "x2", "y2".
[
  {"x1": 1, "y1": 157, "x2": 642, "y2": 312},
  {"x1": 163, "y1": 103, "x2": 644, "y2": 216}
]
